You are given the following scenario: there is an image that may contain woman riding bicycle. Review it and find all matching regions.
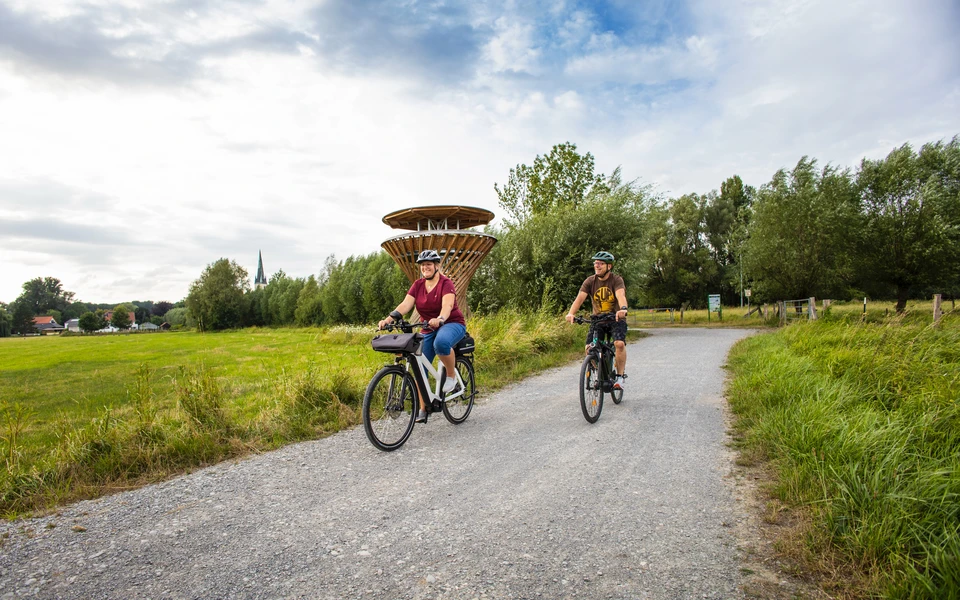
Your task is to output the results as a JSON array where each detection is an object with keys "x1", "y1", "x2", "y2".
[{"x1": 378, "y1": 249, "x2": 466, "y2": 422}]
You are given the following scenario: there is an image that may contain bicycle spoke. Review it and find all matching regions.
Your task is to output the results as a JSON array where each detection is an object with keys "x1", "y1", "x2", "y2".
[
  {"x1": 579, "y1": 355, "x2": 603, "y2": 423},
  {"x1": 443, "y1": 356, "x2": 475, "y2": 424},
  {"x1": 363, "y1": 368, "x2": 416, "y2": 451}
]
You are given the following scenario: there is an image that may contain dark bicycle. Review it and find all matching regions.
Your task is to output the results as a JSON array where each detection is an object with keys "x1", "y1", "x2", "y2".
[
  {"x1": 573, "y1": 313, "x2": 623, "y2": 423},
  {"x1": 362, "y1": 319, "x2": 476, "y2": 451}
]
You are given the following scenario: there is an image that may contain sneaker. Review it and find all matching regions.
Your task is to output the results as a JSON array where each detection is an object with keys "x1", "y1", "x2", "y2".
[
  {"x1": 613, "y1": 376, "x2": 625, "y2": 390},
  {"x1": 415, "y1": 410, "x2": 427, "y2": 423},
  {"x1": 442, "y1": 375, "x2": 458, "y2": 393}
]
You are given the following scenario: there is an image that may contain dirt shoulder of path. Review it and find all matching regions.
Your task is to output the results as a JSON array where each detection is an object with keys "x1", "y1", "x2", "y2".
[{"x1": 722, "y1": 403, "x2": 840, "y2": 600}]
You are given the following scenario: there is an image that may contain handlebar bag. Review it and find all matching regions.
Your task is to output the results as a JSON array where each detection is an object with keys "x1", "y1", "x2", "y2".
[{"x1": 371, "y1": 332, "x2": 423, "y2": 354}]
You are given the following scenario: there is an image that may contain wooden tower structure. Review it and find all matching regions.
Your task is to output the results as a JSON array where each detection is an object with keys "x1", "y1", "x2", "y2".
[{"x1": 381, "y1": 205, "x2": 497, "y2": 316}]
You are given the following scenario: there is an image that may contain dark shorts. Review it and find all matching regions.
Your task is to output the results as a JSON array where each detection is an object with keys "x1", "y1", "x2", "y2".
[{"x1": 586, "y1": 319, "x2": 627, "y2": 345}]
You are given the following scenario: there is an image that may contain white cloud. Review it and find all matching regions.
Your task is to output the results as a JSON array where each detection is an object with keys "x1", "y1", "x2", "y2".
[{"x1": 483, "y1": 17, "x2": 541, "y2": 74}]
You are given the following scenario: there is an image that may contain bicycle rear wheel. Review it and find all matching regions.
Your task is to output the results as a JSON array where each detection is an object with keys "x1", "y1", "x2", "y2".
[
  {"x1": 362, "y1": 366, "x2": 416, "y2": 451},
  {"x1": 579, "y1": 354, "x2": 603, "y2": 423},
  {"x1": 442, "y1": 355, "x2": 475, "y2": 424}
]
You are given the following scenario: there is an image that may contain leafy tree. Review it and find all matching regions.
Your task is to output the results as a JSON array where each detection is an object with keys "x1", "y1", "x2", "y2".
[
  {"x1": 10, "y1": 300, "x2": 34, "y2": 335},
  {"x1": 361, "y1": 253, "x2": 408, "y2": 320},
  {"x1": 320, "y1": 263, "x2": 347, "y2": 324},
  {"x1": 295, "y1": 275, "x2": 324, "y2": 326},
  {"x1": 186, "y1": 258, "x2": 251, "y2": 331},
  {"x1": 494, "y1": 142, "x2": 610, "y2": 224},
  {"x1": 152, "y1": 301, "x2": 174, "y2": 317},
  {"x1": 0, "y1": 304, "x2": 11, "y2": 337},
  {"x1": 163, "y1": 307, "x2": 192, "y2": 328},
  {"x1": 78, "y1": 312, "x2": 101, "y2": 333},
  {"x1": 133, "y1": 305, "x2": 151, "y2": 325},
  {"x1": 62, "y1": 301, "x2": 92, "y2": 322},
  {"x1": 644, "y1": 193, "x2": 719, "y2": 307},
  {"x1": 742, "y1": 157, "x2": 858, "y2": 301},
  {"x1": 267, "y1": 271, "x2": 304, "y2": 325},
  {"x1": 473, "y1": 171, "x2": 651, "y2": 313},
  {"x1": 337, "y1": 257, "x2": 367, "y2": 324},
  {"x1": 111, "y1": 306, "x2": 132, "y2": 330},
  {"x1": 252, "y1": 270, "x2": 305, "y2": 326},
  {"x1": 856, "y1": 138, "x2": 960, "y2": 312},
  {"x1": 17, "y1": 277, "x2": 75, "y2": 315}
]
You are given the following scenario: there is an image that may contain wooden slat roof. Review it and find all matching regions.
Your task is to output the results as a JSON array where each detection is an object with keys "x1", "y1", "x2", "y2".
[{"x1": 382, "y1": 205, "x2": 494, "y2": 230}]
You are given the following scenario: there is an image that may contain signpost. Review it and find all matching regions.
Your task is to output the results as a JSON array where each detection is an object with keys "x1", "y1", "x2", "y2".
[{"x1": 708, "y1": 294, "x2": 722, "y2": 322}]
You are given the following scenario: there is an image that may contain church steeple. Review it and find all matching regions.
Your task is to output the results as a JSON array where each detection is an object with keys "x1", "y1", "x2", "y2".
[{"x1": 255, "y1": 250, "x2": 267, "y2": 289}]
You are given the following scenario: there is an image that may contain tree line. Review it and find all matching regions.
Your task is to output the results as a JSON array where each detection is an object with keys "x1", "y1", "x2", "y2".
[
  {"x1": 0, "y1": 277, "x2": 179, "y2": 336},
  {"x1": 4, "y1": 135, "x2": 957, "y2": 335}
]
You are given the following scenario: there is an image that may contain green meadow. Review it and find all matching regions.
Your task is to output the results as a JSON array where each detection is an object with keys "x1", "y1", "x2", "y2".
[
  {"x1": 1, "y1": 310, "x2": 634, "y2": 517},
  {"x1": 726, "y1": 305, "x2": 960, "y2": 598}
]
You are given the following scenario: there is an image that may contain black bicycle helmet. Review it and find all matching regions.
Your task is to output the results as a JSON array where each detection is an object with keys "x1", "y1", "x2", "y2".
[
  {"x1": 592, "y1": 251, "x2": 615, "y2": 264},
  {"x1": 415, "y1": 249, "x2": 442, "y2": 263}
]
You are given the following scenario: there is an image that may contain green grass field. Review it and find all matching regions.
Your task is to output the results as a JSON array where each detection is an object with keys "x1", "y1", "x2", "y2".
[
  {"x1": 1, "y1": 310, "x2": 630, "y2": 517},
  {"x1": 726, "y1": 305, "x2": 959, "y2": 598}
]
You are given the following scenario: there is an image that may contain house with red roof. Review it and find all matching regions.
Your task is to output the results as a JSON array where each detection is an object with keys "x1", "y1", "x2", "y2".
[
  {"x1": 100, "y1": 311, "x2": 137, "y2": 332},
  {"x1": 32, "y1": 316, "x2": 65, "y2": 335}
]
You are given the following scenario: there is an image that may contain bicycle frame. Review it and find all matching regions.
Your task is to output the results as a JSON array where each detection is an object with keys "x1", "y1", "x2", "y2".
[
  {"x1": 378, "y1": 321, "x2": 467, "y2": 408},
  {"x1": 589, "y1": 332, "x2": 616, "y2": 392},
  {"x1": 395, "y1": 350, "x2": 467, "y2": 407},
  {"x1": 578, "y1": 314, "x2": 618, "y2": 392}
]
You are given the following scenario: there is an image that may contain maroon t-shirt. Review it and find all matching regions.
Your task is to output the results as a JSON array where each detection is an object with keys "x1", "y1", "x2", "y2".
[{"x1": 408, "y1": 274, "x2": 465, "y2": 331}]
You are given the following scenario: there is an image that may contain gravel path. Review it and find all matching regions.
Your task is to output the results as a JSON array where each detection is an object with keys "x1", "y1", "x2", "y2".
[{"x1": 1, "y1": 328, "x2": 755, "y2": 600}]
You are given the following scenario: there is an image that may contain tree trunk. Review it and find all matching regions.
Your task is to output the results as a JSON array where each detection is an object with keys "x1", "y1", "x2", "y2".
[{"x1": 896, "y1": 285, "x2": 910, "y2": 313}]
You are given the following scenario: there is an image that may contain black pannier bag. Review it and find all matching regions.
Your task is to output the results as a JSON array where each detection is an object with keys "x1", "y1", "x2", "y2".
[
  {"x1": 371, "y1": 332, "x2": 423, "y2": 354},
  {"x1": 455, "y1": 333, "x2": 475, "y2": 356}
]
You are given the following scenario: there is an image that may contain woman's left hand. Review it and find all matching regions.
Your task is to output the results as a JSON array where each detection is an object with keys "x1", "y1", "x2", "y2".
[{"x1": 428, "y1": 318, "x2": 443, "y2": 329}]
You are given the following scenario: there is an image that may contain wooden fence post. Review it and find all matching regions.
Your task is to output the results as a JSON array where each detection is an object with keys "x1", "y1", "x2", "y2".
[
  {"x1": 934, "y1": 294, "x2": 943, "y2": 325},
  {"x1": 778, "y1": 301, "x2": 786, "y2": 326},
  {"x1": 808, "y1": 297, "x2": 818, "y2": 320}
]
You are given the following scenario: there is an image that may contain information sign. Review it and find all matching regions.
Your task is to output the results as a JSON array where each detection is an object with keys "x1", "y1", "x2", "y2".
[{"x1": 708, "y1": 294, "x2": 721, "y2": 312}]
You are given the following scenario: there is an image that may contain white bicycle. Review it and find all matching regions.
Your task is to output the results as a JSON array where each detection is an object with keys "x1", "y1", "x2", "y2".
[{"x1": 362, "y1": 319, "x2": 476, "y2": 451}]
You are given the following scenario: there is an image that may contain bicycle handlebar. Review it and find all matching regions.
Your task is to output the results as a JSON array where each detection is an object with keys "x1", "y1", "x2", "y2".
[
  {"x1": 572, "y1": 313, "x2": 618, "y2": 325},
  {"x1": 377, "y1": 320, "x2": 429, "y2": 332}
]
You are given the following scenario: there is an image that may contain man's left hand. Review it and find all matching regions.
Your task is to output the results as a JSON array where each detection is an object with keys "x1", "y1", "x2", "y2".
[{"x1": 616, "y1": 309, "x2": 628, "y2": 321}]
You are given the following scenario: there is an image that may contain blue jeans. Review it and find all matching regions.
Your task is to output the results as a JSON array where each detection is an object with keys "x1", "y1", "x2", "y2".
[{"x1": 420, "y1": 322, "x2": 466, "y2": 365}]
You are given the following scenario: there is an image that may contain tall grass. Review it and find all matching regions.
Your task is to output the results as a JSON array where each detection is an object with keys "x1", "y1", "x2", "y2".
[
  {"x1": 0, "y1": 311, "x2": 606, "y2": 517},
  {"x1": 727, "y1": 309, "x2": 960, "y2": 598}
]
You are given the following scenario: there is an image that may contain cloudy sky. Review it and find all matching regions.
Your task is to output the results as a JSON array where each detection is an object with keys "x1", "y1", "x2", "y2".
[{"x1": 1, "y1": 0, "x2": 958, "y2": 305}]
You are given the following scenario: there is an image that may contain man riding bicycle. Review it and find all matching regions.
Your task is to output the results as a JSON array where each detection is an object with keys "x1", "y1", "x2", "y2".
[{"x1": 565, "y1": 251, "x2": 628, "y2": 390}]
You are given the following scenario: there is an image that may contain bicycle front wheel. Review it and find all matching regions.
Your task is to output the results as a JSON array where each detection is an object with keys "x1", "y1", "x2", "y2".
[
  {"x1": 362, "y1": 366, "x2": 417, "y2": 451},
  {"x1": 443, "y1": 355, "x2": 475, "y2": 424},
  {"x1": 579, "y1": 354, "x2": 603, "y2": 423}
]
